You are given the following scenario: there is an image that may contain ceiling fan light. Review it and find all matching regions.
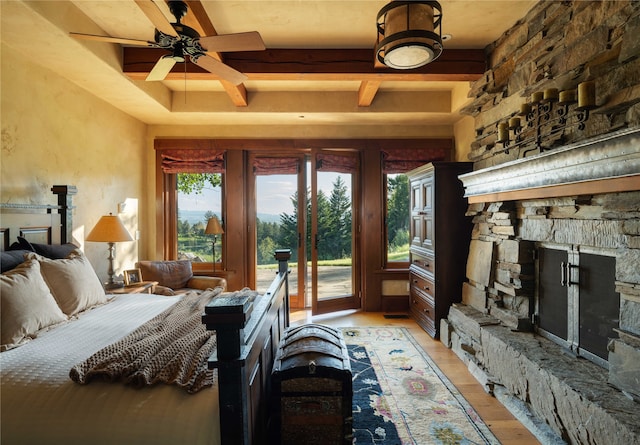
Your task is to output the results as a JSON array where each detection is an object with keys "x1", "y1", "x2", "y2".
[
  {"x1": 171, "y1": 42, "x2": 185, "y2": 63},
  {"x1": 376, "y1": 1, "x2": 443, "y2": 70}
]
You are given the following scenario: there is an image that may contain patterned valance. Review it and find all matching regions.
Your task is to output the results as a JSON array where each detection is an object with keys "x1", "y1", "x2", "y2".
[
  {"x1": 382, "y1": 147, "x2": 449, "y2": 174},
  {"x1": 160, "y1": 149, "x2": 225, "y2": 174},
  {"x1": 253, "y1": 157, "x2": 301, "y2": 175},
  {"x1": 316, "y1": 153, "x2": 358, "y2": 173}
]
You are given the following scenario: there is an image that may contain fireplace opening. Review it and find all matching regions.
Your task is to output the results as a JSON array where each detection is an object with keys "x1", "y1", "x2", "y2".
[{"x1": 536, "y1": 245, "x2": 620, "y2": 368}]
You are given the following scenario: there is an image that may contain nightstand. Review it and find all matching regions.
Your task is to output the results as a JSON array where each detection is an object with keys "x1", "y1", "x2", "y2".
[{"x1": 109, "y1": 281, "x2": 158, "y2": 294}]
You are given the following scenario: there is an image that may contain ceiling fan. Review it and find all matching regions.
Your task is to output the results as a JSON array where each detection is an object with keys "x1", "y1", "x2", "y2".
[{"x1": 70, "y1": 0, "x2": 265, "y2": 85}]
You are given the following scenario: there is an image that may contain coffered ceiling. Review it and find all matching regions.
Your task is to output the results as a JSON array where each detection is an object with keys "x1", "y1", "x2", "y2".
[{"x1": 1, "y1": 1, "x2": 536, "y2": 126}]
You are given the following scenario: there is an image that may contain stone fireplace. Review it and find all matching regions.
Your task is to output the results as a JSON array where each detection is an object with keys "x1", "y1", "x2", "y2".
[{"x1": 443, "y1": 128, "x2": 640, "y2": 445}]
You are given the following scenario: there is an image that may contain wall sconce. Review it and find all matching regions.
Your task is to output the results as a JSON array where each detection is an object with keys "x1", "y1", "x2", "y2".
[
  {"x1": 86, "y1": 213, "x2": 133, "y2": 289},
  {"x1": 205, "y1": 216, "x2": 224, "y2": 273},
  {"x1": 376, "y1": 1, "x2": 443, "y2": 69},
  {"x1": 496, "y1": 80, "x2": 596, "y2": 157}
]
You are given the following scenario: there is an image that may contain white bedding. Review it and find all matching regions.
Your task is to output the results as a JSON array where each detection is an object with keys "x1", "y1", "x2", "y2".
[{"x1": 0, "y1": 293, "x2": 220, "y2": 445}]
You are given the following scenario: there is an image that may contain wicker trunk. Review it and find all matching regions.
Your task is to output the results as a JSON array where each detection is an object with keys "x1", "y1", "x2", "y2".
[{"x1": 271, "y1": 324, "x2": 352, "y2": 445}]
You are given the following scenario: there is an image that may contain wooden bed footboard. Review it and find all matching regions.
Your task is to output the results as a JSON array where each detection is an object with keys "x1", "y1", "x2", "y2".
[{"x1": 203, "y1": 249, "x2": 291, "y2": 445}]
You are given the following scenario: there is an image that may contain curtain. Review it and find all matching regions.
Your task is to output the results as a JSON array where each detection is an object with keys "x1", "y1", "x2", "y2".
[
  {"x1": 160, "y1": 149, "x2": 225, "y2": 174},
  {"x1": 253, "y1": 157, "x2": 300, "y2": 175},
  {"x1": 381, "y1": 147, "x2": 449, "y2": 174},
  {"x1": 316, "y1": 153, "x2": 358, "y2": 173}
]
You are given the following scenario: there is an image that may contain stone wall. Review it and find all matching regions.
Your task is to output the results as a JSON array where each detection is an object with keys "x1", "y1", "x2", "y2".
[
  {"x1": 448, "y1": 191, "x2": 640, "y2": 445},
  {"x1": 446, "y1": 2, "x2": 640, "y2": 444},
  {"x1": 462, "y1": 0, "x2": 640, "y2": 169}
]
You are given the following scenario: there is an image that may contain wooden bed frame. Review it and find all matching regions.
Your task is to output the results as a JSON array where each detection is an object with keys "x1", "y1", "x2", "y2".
[
  {"x1": 1, "y1": 185, "x2": 291, "y2": 445},
  {"x1": 0, "y1": 185, "x2": 76, "y2": 250}
]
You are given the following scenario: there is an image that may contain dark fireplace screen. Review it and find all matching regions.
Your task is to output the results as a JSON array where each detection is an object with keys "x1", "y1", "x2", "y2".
[{"x1": 537, "y1": 247, "x2": 619, "y2": 365}]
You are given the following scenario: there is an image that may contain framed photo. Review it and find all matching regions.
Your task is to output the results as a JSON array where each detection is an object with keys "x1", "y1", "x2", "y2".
[{"x1": 123, "y1": 268, "x2": 143, "y2": 286}]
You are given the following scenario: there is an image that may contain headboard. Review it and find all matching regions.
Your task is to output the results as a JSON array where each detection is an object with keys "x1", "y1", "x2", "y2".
[{"x1": 0, "y1": 185, "x2": 77, "y2": 251}]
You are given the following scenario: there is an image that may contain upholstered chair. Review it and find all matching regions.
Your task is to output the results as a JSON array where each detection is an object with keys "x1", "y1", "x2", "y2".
[{"x1": 136, "y1": 260, "x2": 227, "y2": 295}]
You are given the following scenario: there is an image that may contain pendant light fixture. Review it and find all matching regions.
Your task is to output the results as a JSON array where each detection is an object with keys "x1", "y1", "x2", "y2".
[{"x1": 376, "y1": 1, "x2": 444, "y2": 70}]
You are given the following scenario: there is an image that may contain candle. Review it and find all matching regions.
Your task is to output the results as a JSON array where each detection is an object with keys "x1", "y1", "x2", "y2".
[
  {"x1": 508, "y1": 117, "x2": 521, "y2": 129},
  {"x1": 531, "y1": 91, "x2": 544, "y2": 104},
  {"x1": 543, "y1": 88, "x2": 559, "y2": 102},
  {"x1": 520, "y1": 103, "x2": 532, "y2": 116},
  {"x1": 497, "y1": 122, "x2": 509, "y2": 143},
  {"x1": 559, "y1": 89, "x2": 576, "y2": 104},
  {"x1": 578, "y1": 81, "x2": 596, "y2": 109}
]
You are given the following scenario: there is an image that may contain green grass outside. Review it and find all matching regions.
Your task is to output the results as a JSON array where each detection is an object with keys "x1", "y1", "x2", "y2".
[{"x1": 256, "y1": 247, "x2": 410, "y2": 270}]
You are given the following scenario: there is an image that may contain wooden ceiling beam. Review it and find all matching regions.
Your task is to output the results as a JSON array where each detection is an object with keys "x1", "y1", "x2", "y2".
[
  {"x1": 124, "y1": 47, "x2": 485, "y2": 81},
  {"x1": 358, "y1": 81, "x2": 381, "y2": 107},
  {"x1": 155, "y1": 138, "x2": 454, "y2": 151},
  {"x1": 124, "y1": 47, "x2": 484, "y2": 106}
]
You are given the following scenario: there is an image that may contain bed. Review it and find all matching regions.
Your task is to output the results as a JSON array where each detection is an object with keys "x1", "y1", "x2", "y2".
[{"x1": 0, "y1": 186, "x2": 290, "y2": 445}]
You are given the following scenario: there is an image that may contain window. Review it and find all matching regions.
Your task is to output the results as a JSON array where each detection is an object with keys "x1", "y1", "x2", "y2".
[
  {"x1": 385, "y1": 173, "x2": 410, "y2": 265},
  {"x1": 177, "y1": 173, "x2": 223, "y2": 264},
  {"x1": 157, "y1": 147, "x2": 225, "y2": 264}
]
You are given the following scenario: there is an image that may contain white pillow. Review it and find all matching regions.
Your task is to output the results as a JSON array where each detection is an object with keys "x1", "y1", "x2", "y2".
[
  {"x1": 28, "y1": 249, "x2": 107, "y2": 315},
  {"x1": 1, "y1": 259, "x2": 67, "y2": 350}
]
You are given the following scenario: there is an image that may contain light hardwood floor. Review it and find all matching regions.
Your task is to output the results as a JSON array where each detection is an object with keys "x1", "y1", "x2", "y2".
[{"x1": 290, "y1": 309, "x2": 541, "y2": 445}]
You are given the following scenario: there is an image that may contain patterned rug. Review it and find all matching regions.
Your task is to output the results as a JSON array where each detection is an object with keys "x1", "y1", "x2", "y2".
[{"x1": 342, "y1": 327, "x2": 500, "y2": 445}]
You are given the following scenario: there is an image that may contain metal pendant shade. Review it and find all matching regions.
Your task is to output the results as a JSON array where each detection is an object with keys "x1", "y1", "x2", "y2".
[{"x1": 376, "y1": 1, "x2": 444, "y2": 70}]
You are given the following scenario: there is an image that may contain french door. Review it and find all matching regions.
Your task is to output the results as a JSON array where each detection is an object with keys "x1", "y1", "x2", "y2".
[
  {"x1": 309, "y1": 150, "x2": 360, "y2": 314},
  {"x1": 252, "y1": 151, "x2": 360, "y2": 315}
]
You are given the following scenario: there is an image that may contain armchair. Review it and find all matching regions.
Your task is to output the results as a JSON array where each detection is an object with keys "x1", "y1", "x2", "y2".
[{"x1": 136, "y1": 260, "x2": 227, "y2": 295}]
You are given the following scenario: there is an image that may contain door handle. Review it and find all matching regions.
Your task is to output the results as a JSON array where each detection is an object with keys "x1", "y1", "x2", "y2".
[{"x1": 560, "y1": 261, "x2": 579, "y2": 287}]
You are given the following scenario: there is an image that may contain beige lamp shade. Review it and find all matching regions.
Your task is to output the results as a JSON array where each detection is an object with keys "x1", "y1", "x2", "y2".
[
  {"x1": 205, "y1": 216, "x2": 224, "y2": 235},
  {"x1": 86, "y1": 213, "x2": 133, "y2": 243}
]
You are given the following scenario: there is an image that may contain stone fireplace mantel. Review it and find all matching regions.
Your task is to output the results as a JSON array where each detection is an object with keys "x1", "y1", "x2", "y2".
[
  {"x1": 448, "y1": 126, "x2": 640, "y2": 444},
  {"x1": 459, "y1": 127, "x2": 640, "y2": 203}
]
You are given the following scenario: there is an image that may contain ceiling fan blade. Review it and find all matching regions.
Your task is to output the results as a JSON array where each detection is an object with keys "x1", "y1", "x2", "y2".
[
  {"x1": 192, "y1": 55, "x2": 248, "y2": 85},
  {"x1": 199, "y1": 31, "x2": 266, "y2": 53},
  {"x1": 134, "y1": 0, "x2": 177, "y2": 37},
  {"x1": 146, "y1": 56, "x2": 177, "y2": 81},
  {"x1": 70, "y1": 32, "x2": 152, "y2": 47}
]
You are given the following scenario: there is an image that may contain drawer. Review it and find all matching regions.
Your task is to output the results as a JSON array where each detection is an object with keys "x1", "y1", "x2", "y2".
[
  {"x1": 410, "y1": 252, "x2": 434, "y2": 274},
  {"x1": 410, "y1": 272, "x2": 435, "y2": 299},
  {"x1": 410, "y1": 291, "x2": 435, "y2": 335}
]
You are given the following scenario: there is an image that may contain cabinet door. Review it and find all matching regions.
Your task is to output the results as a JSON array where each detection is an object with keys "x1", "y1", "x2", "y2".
[
  {"x1": 410, "y1": 178, "x2": 422, "y2": 249},
  {"x1": 419, "y1": 174, "x2": 434, "y2": 251}
]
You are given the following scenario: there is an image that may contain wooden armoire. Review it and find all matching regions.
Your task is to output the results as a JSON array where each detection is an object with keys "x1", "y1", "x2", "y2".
[{"x1": 407, "y1": 162, "x2": 473, "y2": 338}]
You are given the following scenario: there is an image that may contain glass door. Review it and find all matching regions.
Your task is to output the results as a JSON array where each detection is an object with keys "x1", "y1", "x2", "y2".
[
  {"x1": 252, "y1": 151, "x2": 361, "y2": 315},
  {"x1": 253, "y1": 155, "x2": 306, "y2": 309},
  {"x1": 309, "y1": 150, "x2": 360, "y2": 315}
]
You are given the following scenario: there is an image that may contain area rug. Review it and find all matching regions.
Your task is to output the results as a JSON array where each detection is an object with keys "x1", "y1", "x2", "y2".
[{"x1": 342, "y1": 327, "x2": 500, "y2": 445}]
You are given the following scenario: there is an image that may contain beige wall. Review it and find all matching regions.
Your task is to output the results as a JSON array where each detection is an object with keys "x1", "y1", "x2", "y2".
[
  {"x1": 453, "y1": 116, "x2": 474, "y2": 162},
  {"x1": 1, "y1": 44, "x2": 148, "y2": 284},
  {"x1": 2, "y1": 42, "x2": 475, "y2": 281}
]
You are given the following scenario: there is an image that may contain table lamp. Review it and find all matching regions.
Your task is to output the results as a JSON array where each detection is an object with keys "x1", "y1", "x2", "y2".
[
  {"x1": 86, "y1": 213, "x2": 133, "y2": 289},
  {"x1": 205, "y1": 216, "x2": 224, "y2": 273}
]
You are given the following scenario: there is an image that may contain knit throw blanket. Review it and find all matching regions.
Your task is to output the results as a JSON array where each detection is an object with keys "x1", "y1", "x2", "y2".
[{"x1": 70, "y1": 288, "x2": 225, "y2": 394}]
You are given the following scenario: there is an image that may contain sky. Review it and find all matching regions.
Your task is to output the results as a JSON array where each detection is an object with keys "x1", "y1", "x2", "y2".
[{"x1": 178, "y1": 171, "x2": 350, "y2": 216}]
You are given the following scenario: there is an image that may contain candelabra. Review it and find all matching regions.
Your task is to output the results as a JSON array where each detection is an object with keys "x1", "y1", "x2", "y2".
[{"x1": 496, "y1": 80, "x2": 596, "y2": 157}]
